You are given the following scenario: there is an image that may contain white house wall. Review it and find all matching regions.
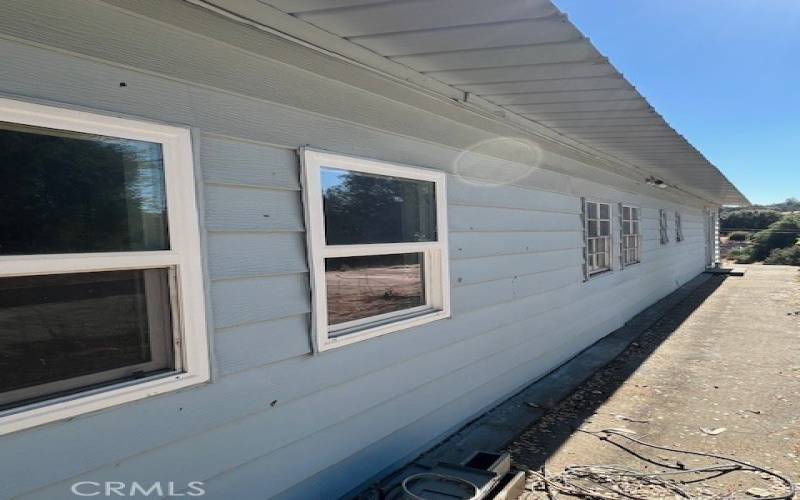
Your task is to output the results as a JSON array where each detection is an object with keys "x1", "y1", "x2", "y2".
[{"x1": 0, "y1": 1, "x2": 713, "y2": 499}]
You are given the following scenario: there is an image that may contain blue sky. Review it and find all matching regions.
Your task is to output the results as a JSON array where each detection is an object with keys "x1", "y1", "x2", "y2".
[{"x1": 554, "y1": 0, "x2": 800, "y2": 205}]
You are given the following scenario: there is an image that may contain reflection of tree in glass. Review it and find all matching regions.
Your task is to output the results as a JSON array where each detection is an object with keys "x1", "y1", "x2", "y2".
[
  {"x1": 322, "y1": 169, "x2": 436, "y2": 245},
  {"x1": 0, "y1": 124, "x2": 168, "y2": 254},
  {"x1": 108, "y1": 138, "x2": 167, "y2": 214}
]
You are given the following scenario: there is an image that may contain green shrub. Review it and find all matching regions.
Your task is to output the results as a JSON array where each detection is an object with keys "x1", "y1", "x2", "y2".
[
  {"x1": 727, "y1": 231, "x2": 749, "y2": 241},
  {"x1": 728, "y1": 247, "x2": 755, "y2": 264},
  {"x1": 764, "y1": 245, "x2": 800, "y2": 266},
  {"x1": 720, "y1": 209, "x2": 782, "y2": 232},
  {"x1": 748, "y1": 214, "x2": 800, "y2": 261}
]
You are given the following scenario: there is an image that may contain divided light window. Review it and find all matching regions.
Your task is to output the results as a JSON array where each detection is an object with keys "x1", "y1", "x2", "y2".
[
  {"x1": 659, "y1": 209, "x2": 670, "y2": 244},
  {"x1": 621, "y1": 205, "x2": 641, "y2": 266},
  {"x1": 0, "y1": 98, "x2": 208, "y2": 434},
  {"x1": 584, "y1": 201, "x2": 613, "y2": 276},
  {"x1": 302, "y1": 150, "x2": 450, "y2": 351}
]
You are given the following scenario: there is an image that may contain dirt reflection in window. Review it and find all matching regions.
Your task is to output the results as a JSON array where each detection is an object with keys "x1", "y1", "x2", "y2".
[{"x1": 325, "y1": 253, "x2": 425, "y2": 326}]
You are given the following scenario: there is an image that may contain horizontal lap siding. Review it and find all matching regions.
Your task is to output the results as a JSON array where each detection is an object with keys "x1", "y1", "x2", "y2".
[
  {"x1": 202, "y1": 137, "x2": 313, "y2": 376},
  {"x1": 204, "y1": 185, "x2": 304, "y2": 232},
  {"x1": 450, "y1": 231, "x2": 581, "y2": 259},
  {"x1": 23, "y1": 268, "x2": 634, "y2": 500},
  {"x1": 207, "y1": 232, "x2": 308, "y2": 280},
  {"x1": 13, "y1": 174, "x2": 706, "y2": 500},
  {"x1": 273, "y1": 316, "x2": 625, "y2": 500},
  {"x1": 0, "y1": 5, "x2": 711, "y2": 500}
]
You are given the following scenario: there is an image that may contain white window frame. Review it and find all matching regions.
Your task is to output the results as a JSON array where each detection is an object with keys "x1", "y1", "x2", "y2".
[
  {"x1": 0, "y1": 97, "x2": 209, "y2": 435},
  {"x1": 582, "y1": 199, "x2": 614, "y2": 278},
  {"x1": 659, "y1": 209, "x2": 670, "y2": 244},
  {"x1": 301, "y1": 149, "x2": 450, "y2": 352},
  {"x1": 621, "y1": 204, "x2": 642, "y2": 266},
  {"x1": 675, "y1": 211, "x2": 684, "y2": 242}
]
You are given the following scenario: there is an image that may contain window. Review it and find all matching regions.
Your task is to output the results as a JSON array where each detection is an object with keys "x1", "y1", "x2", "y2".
[
  {"x1": 0, "y1": 98, "x2": 208, "y2": 434},
  {"x1": 675, "y1": 211, "x2": 684, "y2": 242},
  {"x1": 582, "y1": 200, "x2": 613, "y2": 277},
  {"x1": 659, "y1": 209, "x2": 670, "y2": 244},
  {"x1": 621, "y1": 205, "x2": 641, "y2": 266},
  {"x1": 301, "y1": 150, "x2": 450, "y2": 351}
]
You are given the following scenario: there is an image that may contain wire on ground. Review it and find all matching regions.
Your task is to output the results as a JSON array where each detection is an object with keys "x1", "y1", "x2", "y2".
[{"x1": 526, "y1": 428, "x2": 796, "y2": 500}]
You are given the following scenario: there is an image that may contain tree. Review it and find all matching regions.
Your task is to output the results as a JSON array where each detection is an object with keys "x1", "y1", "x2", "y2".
[
  {"x1": 322, "y1": 171, "x2": 435, "y2": 245},
  {"x1": 748, "y1": 214, "x2": 800, "y2": 261},
  {"x1": 764, "y1": 245, "x2": 800, "y2": 266},
  {"x1": 719, "y1": 209, "x2": 782, "y2": 233}
]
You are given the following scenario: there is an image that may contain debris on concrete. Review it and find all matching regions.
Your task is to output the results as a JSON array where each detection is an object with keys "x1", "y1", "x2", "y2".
[
  {"x1": 522, "y1": 429, "x2": 795, "y2": 500},
  {"x1": 510, "y1": 265, "x2": 800, "y2": 500}
]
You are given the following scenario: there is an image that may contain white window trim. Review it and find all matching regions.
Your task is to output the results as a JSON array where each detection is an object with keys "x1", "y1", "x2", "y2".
[
  {"x1": 0, "y1": 97, "x2": 209, "y2": 435},
  {"x1": 621, "y1": 204, "x2": 642, "y2": 266},
  {"x1": 301, "y1": 149, "x2": 450, "y2": 352},
  {"x1": 583, "y1": 199, "x2": 614, "y2": 277}
]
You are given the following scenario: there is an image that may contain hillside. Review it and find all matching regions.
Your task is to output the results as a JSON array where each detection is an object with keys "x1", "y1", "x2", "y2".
[{"x1": 723, "y1": 197, "x2": 800, "y2": 213}]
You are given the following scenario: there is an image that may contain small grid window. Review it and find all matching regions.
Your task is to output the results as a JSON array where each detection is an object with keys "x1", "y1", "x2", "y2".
[
  {"x1": 621, "y1": 205, "x2": 641, "y2": 265},
  {"x1": 584, "y1": 201, "x2": 613, "y2": 276},
  {"x1": 659, "y1": 209, "x2": 670, "y2": 245},
  {"x1": 675, "y1": 211, "x2": 684, "y2": 242}
]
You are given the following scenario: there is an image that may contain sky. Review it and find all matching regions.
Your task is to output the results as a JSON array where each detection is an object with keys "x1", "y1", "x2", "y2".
[{"x1": 553, "y1": 0, "x2": 800, "y2": 205}]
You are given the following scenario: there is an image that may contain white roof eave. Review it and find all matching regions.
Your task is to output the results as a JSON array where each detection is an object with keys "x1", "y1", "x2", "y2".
[{"x1": 189, "y1": 0, "x2": 749, "y2": 206}]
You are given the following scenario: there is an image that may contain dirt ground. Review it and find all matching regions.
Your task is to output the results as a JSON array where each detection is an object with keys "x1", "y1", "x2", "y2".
[
  {"x1": 325, "y1": 264, "x2": 424, "y2": 325},
  {"x1": 510, "y1": 265, "x2": 800, "y2": 499}
]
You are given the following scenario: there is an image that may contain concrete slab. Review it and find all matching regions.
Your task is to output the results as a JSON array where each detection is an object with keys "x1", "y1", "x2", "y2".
[
  {"x1": 705, "y1": 266, "x2": 747, "y2": 276},
  {"x1": 511, "y1": 264, "x2": 800, "y2": 499}
]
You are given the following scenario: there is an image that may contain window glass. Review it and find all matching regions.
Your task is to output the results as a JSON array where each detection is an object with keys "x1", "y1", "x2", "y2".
[
  {"x1": 0, "y1": 100, "x2": 212, "y2": 432},
  {"x1": 325, "y1": 253, "x2": 425, "y2": 328},
  {"x1": 0, "y1": 269, "x2": 173, "y2": 410},
  {"x1": 0, "y1": 122, "x2": 168, "y2": 255},
  {"x1": 304, "y1": 150, "x2": 449, "y2": 350},
  {"x1": 585, "y1": 201, "x2": 612, "y2": 275},
  {"x1": 586, "y1": 202, "x2": 598, "y2": 219},
  {"x1": 621, "y1": 206, "x2": 641, "y2": 265},
  {"x1": 322, "y1": 167, "x2": 436, "y2": 245}
]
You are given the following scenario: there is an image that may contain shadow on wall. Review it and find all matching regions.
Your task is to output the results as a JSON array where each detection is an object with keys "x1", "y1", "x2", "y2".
[{"x1": 510, "y1": 275, "x2": 728, "y2": 470}]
